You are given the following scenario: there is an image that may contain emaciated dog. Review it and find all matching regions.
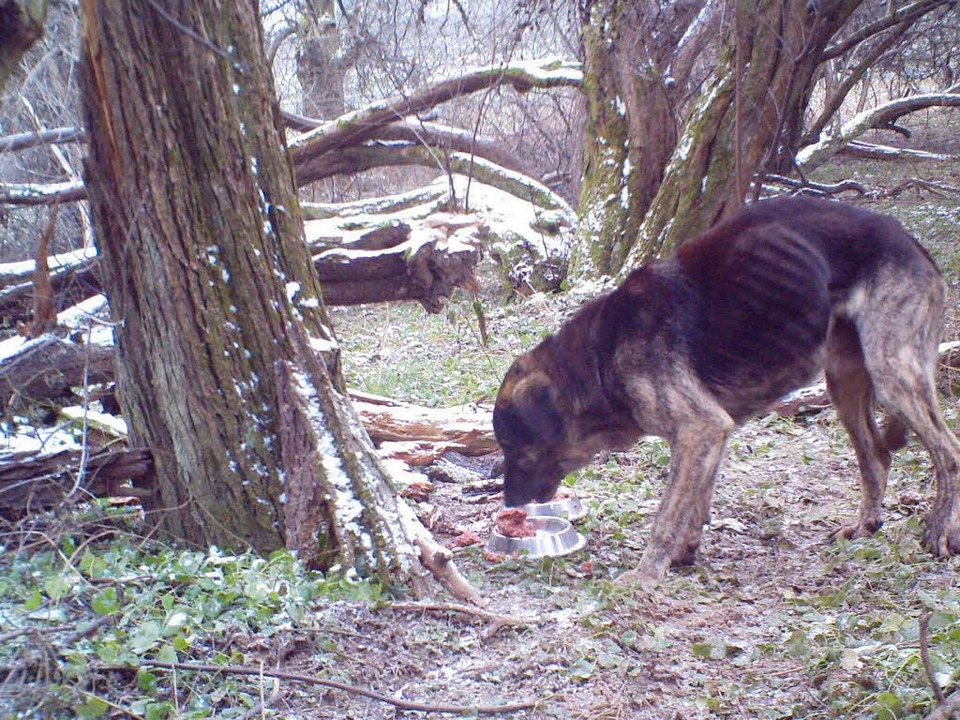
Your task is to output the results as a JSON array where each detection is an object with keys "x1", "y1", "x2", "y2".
[{"x1": 493, "y1": 197, "x2": 960, "y2": 585}]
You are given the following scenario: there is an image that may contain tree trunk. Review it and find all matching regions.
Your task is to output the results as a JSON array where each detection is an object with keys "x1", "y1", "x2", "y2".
[
  {"x1": 620, "y1": 0, "x2": 862, "y2": 268},
  {"x1": 623, "y1": 0, "x2": 862, "y2": 273},
  {"x1": 571, "y1": 0, "x2": 865, "y2": 276},
  {"x1": 76, "y1": 0, "x2": 433, "y2": 589},
  {"x1": 569, "y1": 0, "x2": 691, "y2": 278},
  {"x1": 295, "y1": 0, "x2": 345, "y2": 120}
]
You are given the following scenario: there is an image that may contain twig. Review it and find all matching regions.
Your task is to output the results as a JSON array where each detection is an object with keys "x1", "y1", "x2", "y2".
[
  {"x1": 62, "y1": 615, "x2": 113, "y2": 646},
  {"x1": 920, "y1": 612, "x2": 946, "y2": 703},
  {"x1": 763, "y1": 173, "x2": 868, "y2": 196},
  {"x1": 881, "y1": 178, "x2": 960, "y2": 198},
  {"x1": 127, "y1": 660, "x2": 539, "y2": 715},
  {"x1": 383, "y1": 601, "x2": 540, "y2": 635}
]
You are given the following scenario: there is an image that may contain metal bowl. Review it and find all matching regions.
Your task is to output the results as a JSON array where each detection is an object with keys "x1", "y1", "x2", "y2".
[
  {"x1": 486, "y1": 516, "x2": 586, "y2": 559},
  {"x1": 520, "y1": 495, "x2": 587, "y2": 522}
]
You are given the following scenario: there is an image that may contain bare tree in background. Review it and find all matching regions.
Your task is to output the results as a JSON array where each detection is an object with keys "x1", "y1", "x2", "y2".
[
  {"x1": 570, "y1": 0, "x2": 960, "y2": 279},
  {"x1": 0, "y1": 0, "x2": 47, "y2": 92}
]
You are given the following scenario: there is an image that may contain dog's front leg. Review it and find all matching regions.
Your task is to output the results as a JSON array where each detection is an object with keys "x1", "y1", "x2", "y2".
[{"x1": 617, "y1": 415, "x2": 734, "y2": 588}]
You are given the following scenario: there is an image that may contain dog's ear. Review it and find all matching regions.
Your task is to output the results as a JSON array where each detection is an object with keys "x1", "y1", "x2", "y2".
[{"x1": 497, "y1": 371, "x2": 566, "y2": 445}]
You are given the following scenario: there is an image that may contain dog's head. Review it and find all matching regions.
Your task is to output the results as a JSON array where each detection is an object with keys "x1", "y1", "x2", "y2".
[{"x1": 493, "y1": 355, "x2": 595, "y2": 506}]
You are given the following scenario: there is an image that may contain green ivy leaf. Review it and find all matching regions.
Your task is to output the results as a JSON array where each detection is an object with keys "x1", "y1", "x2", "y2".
[
  {"x1": 568, "y1": 657, "x2": 595, "y2": 680},
  {"x1": 137, "y1": 669, "x2": 158, "y2": 694},
  {"x1": 23, "y1": 587, "x2": 42, "y2": 611},
  {"x1": 74, "y1": 696, "x2": 109, "y2": 718},
  {"x1": 91, "y1": 587, "x2": 118, "y2": 616}
]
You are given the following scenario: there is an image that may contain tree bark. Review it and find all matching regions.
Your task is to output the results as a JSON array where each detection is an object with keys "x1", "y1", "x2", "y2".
[
  {"x1": 76, "y1": 0, "x2": 440, "y2": 591},
  {"x1": 569, "y1": 0, "x2": 698, "y2": 278},
  {"x1": 619, "y1": 0, "x2": 863, "y2": 270}
]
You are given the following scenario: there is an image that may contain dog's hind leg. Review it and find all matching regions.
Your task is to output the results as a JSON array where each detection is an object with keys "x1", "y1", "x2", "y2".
[
  {"x1": 858, "y1": 271, "x2": 960, "y2": 557},
  {"x1": 825, "y1": 316, "x2": 893, "y2": 540}
]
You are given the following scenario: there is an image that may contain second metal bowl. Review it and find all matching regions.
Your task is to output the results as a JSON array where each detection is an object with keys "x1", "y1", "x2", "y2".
[{"x1": 519, "y1": 495, "x2": 587, "y2": 522}]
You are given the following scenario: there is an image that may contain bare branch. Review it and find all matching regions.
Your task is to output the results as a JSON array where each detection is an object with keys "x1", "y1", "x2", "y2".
[
  {"x1": 130, "y1": 660, "x2": 538, "y2": 715},
  {"x1": 840, "y1": 140, "x2": 958, "y2": 162},
  {"x1": 0, "y1": 126, "x2": 85, "y2": 153},
  {"x1": 806, "y1": 21, "x2": 912, "y2": 144},
  {"x1": 822, "y1": 0, "x2": 952, "y2": 61},
  {"x1": 797, "y1": 93, "x2": 960, "y2": 172},
  {"x1": 288, "y1": 57, "x2": 582, "y2": 166},
  {"x1": 0, "y1": 180, "x2": 86, "y2": 206}
]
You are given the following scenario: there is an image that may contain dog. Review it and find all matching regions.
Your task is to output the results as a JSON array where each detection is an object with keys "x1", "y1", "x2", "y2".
[{"x1": 493, "y1": 196, "x2": 960, "y2": 586}]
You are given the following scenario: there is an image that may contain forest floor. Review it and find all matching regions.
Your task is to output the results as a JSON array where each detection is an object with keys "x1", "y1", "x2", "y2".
[
  {"x1": 317, "y1": 178, "x2": 960, "y2": 720},
  {"x1": 2, "y1": 142, "x2": 960, "y2": 719}
]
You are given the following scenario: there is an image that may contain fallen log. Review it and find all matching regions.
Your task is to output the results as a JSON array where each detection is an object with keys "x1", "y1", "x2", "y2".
[
  {"x1": 0, "y1": 218, "x2": 480, "y2": 329},
  {"x1": 0, "y1": 332, "x2": 114, "y2": 412},
  {"x1": 0, "y1": 447, "x2": 152, "y2": 513}
]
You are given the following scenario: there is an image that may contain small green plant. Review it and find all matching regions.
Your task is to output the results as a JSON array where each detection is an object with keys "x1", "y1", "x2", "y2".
[{"x1": 0, "y1": 511, "x2": 382, "y2": 718}]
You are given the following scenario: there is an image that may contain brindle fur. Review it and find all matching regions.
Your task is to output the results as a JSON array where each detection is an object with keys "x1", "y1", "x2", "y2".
[{"x1": 493, "y1": 197, "x2": 960, "y2": 586}]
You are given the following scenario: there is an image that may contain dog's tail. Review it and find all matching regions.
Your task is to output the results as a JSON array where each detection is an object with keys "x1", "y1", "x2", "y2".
[{"x1": 882, "y1": 416, "x2": 910, "y2": 452}]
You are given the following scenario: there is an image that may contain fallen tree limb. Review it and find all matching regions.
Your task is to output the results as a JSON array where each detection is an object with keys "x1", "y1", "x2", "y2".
[
  {"x1": 289, "y1": 57, "x2": 582, "y2": 167},
  {"x1": 840, "y1": 140, "x2": 958, "y2": 163},
  {"x1": 0, "y1": 126, "x2": 85, "y2": 153},
  {"x1": 797, "y1": 93, "x2": 960, "y2": 173},
  {"x1": 351, "y1": 391, "x2": 496, "y2": 459},
  {"x1": 0, "y1": 180, "x2": 86, "y2": 206},
  {"x1": 0, "y1": 447, "x2": 152, "y2": 512},
  {"x1": 0, "y1": 218, "x2": 479, "y2": 328},
  {"x1": 313, "y1": 221, "x2": 481, "y2": 313},
  {"x1": 128, "y1": 660, "x2": 538, "y2": 715},
  {"x1": 763, "y1": 174, "x2": 868, "y2": 197}
]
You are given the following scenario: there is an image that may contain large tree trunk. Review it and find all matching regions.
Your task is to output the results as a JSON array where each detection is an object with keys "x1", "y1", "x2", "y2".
[
  {"x1": 622, "y1": 0, "x2": 862, "y2": 268},
  {"x1": 568, "y1": 0, "x2": 695, "y2": 278},
  {"x1": 76, "y1": 0, "x2": 433, "y2": 589},
  {"x1": 295, "y1": 0, "x2": 346, "y2": 120},
  {"x1": 571, "y1": 0, "x2": 864, "y2": 277}
]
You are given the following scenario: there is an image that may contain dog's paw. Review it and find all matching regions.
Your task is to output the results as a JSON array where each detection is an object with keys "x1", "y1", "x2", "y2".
[
  {"x1": 924, "y1": 507, "x2": 960, "y2": 558},
  {"x1": 827, "y1": 519, "x2": 881, "y2": 543},
  {"x1": 613, "y1": 568, "x2": 661, "y2": 590}
]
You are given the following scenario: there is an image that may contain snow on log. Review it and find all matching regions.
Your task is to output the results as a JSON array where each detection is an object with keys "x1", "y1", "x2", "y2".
[
  {"x1": 0, "y1": 215, "x2": 480, "y2": 328},
  {"x1": 305, "y1": 176, "x2": 572, "y2": 293},
  {"x1": 840, "y1": 140, "x2": 958, "y2": 163},
  {"x1": 0, "y1": 332, "x2": 114, "y2": 412},
  {"x1": 796, "y1": 93, "x2": 960, "y2": 173},
  {"x1": 0, "y1": 180, "x2": 86, "y2": 205}
]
